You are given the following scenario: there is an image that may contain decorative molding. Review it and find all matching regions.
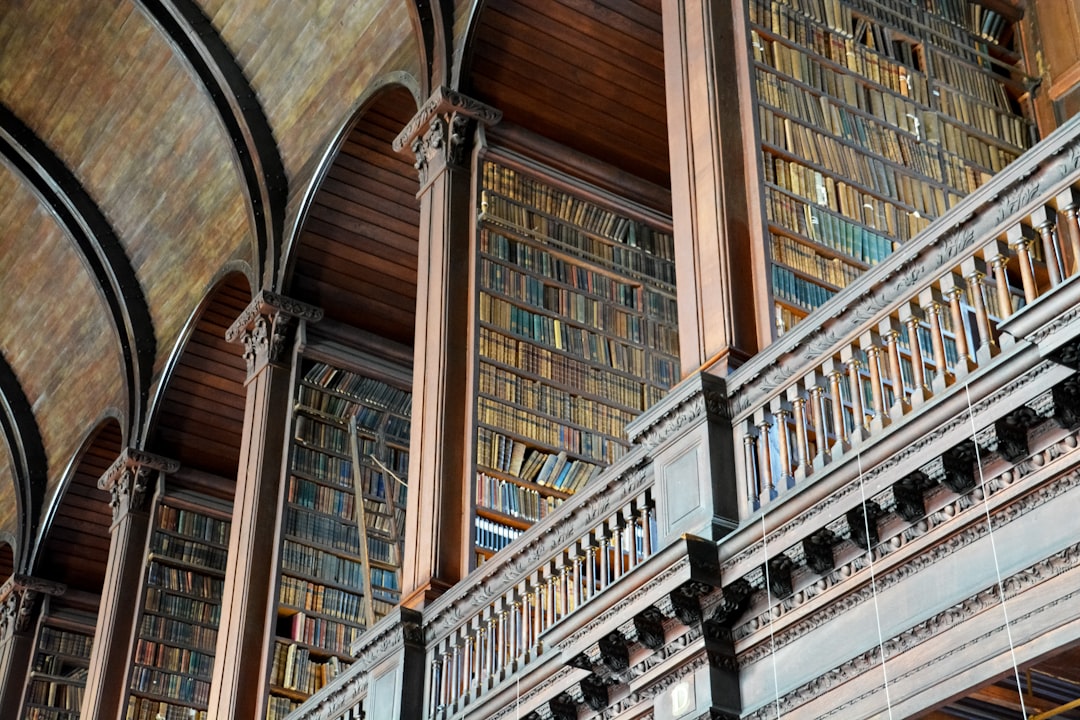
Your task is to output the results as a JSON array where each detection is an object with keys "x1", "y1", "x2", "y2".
[
  {"x1": 736, "y1": 457, "x2": 1080, "y2": 665},
  {"x1": 97, "y1": 448, "x2": 179, "y2": 523},
  {"x1": 0, "y1": 574, "x2": 65, "y2": 638},
  {"x1": 225, "y1": 290, "x2": 322, "y2": 378},
  {"x1": 744, "y1": 539, "x2": 1080, "y2": 718},
  {"x1": 392, "y1": 87, "x2": 501, "y2": 187}
]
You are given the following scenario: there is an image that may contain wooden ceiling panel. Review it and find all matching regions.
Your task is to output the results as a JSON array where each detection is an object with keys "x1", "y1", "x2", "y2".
[
  {"x1": 290, "y1": 87, "x2": 420, "y2": 346},
  {"x1": 468, "y1": 0, "x2": 669, "y2": 189}
]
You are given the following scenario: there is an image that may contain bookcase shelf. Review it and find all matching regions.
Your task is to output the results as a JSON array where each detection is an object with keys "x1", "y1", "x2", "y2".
[
  {"x1": 472, "y1": 156, "x2": 678, "y2": 565},
  {"x1": 20, "y1": 602, "x2": 95, "y2": 720},
  {"x1": 267, "y1": 355, "x2": 411, "y2": 719},
  {"x1": 749, "y1": 0, "x2": 1037, "y2": 332},
  {"x1": 124, "y1": 488, "x2": 231, "y2": 720}
]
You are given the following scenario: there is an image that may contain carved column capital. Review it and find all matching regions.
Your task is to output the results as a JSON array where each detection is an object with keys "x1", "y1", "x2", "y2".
[
  {"x1": 225, "y1": 291, "x2": 322, "y2": 380},
  {"x1": 98, "y1": 448, "x2": 179, "y2": 525},
  {"x1": 393, "y1": 86, "x2": 501, "y2": 190},
  {"x1": 0, "y1": 575, "x2": 65, "y2": 638}
]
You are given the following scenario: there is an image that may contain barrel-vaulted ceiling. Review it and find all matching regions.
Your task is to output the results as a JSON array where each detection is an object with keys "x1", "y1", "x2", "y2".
[{"x1": 0, "y1": 0, "x2": 667, "y2": 581}]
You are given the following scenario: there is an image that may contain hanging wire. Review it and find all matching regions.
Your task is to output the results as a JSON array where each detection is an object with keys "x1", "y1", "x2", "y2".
[
  {"x1": 856, "y1": 450, "x2": 894, "y2": 719},
  {"x1": 964, "y1": 385, "x2": 1028, "y2": 718},
  {"x1": 761, "y1": 513, "x2": 782, "y2": 720}
]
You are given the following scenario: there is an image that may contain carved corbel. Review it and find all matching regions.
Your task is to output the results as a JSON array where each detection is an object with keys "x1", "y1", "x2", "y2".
[
  {"x1": 888, "y1": 470, "x2": 935, "y2": 522},
  {"x1": 802, "y1": 527, "x2": 840, "y2": 574},
  {"x1": 392, "y1": 86, "x2": 502, "y2": 190},
  {"x1": 98, "y1": 448, "x2": 179, "y2": 525},
  {"x1": 1049, "y1": 377, "x2": 1080, "y2": 428},
  {"x1": 0, "y1": 574, "x2": 65, "y2": 638},
  {"x1": 224, "y1": 290, "x2": 322, "y2": 380},
  {"x1": 981, "y1": 405, "x2": 1039, "y2": 463},
  {"x1": 924, "y1": 440, "x2": 978, "y2": 494},
  {"x1": 846, "y1": 500, "x2": 885, "y2": 551},
  {"x1": 633, "y1": 605, "x2": 669, "y2": 651},
  {"x1": 765, "y1": 553, "x2": 795, "y2": 599}
]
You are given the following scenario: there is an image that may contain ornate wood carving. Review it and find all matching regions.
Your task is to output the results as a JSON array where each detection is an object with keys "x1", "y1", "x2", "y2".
[
  {"x1": 97, "y1": 448, "x2": 179, "y2": 524},
  {"x1": 224, "y1": 291, "x2": 322, "y2": 380},
  {"x1": 0, "y1": 575, "x2": 64, "y2": 638},
  {"x1": 392, "y1": 87, "x2": 501, "y2": 189},
  {"x1": 845, "y1": 501, "x2": 884, "y2": 551}
]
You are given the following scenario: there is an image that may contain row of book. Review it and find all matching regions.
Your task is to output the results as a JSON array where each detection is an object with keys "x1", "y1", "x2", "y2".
[
  {"x1": 477, "y1": 397, "x2": 624, "y2": 466},
  {"x1": 302, "y1": 363, "x2": 412, "y2": 416},
  {"x1": 284, "y1": 505, "x2": 361, "y2": 554},
  {"x1": 291, "y1": 446, "x2": 352, "y2": 488},
  {"x1": 155, "y1": 506, "x2": 229, "y2": 547},
  {"x1": 280, "y1": 540, "x2": 400, "y2": 592},
  {"x1": 24, "y1": 680, "x2": 83, "y2": 710},
  {"x1": 481, "y1": 327, "x2": 649, "y2": 411},
  {"x1": 928, "y1": 112, "x2": 1021, "y2": 173},
  {"x1": 476, "y1": 427, "x2": 599, "y2": 492},
  {"x1": 773, "y1": 264, "x2": 836, "y2": 310},
  {"x1": 762, "y1": 124, "x2": 959, "y2": 216},
  {"x1": 278, "y1": 577, "x2": 368, "y2": 621},
  {"x1": 282, "y1": 612, "x2": 362, "y2": 654},
  {"x1": 766, "y1": 186, "x2": 895, "y2": 261},
  {"x1": 475, "y1": 518, "x2": 522, "y2": 553},
  {"x1": 139, "y1": 614, "x2": 218, "y2": 652},
  {"x1": 480, "y1": 293, "x2": 661, "y2": 375},
  {"x1": 287, "y1": 476, "x2": 355, "y2": 519},
  {"x1": 480, "y1": 231, "x2": 647, "y2": 312},
  {"x1": 150, "y1": 533, "x2": 229, "y2": 573},
  {"x1": 144, "y1": 588, "x2": 220, "y2": 627},
  {"x1": 361, "y1": 497, "x2": 404, "y2": 537},
  {"x1": 133, "y1": 640, "x2": 213, "y2": 680},
  {"x1": 269, "y1": 641, "x2": 347, "y2": 696},
  {"x1": 476, "y1": 473, "x2": 563, "y2": 522},
  {"x1": 31, "y1": 652, "x2": 89, "y2": 678},
  {"x1": 37, "y1": 627, "x2": 92, "y2": 659},
  {"x1": 847, "y1": 0, "x2": 1006, "y2": 54},
  {"x1": 927, "y1": 46, "x2": 1014, "y2": 112},
  {"x1": 146, "y1": 560, "x2": 225, "y2": 601},
  {"x1": 481, "y1": 258, "x2": 649, "y2": 343},
  {"x1": 294, "y1": 413, "x2": 352, "y2": 455},
  {"x1": 129, "y1": 666, "x2": 209, "y2": 705},
  {"x1": 265, "y1": 696, "x2": 301, "y2": 720},
  {"x1": 763, "y1": 154, "x2": 933, "y2": 239},
  {"x1": 752, "y1": 2, "x2": 932, "y2": 105},
  {"x1": 481, "y1": 164, "x2": 672, "y2": 256},
  {"x1": 771, "y1": 233, "x2": 861, "y2": 289},
  {"x1": 24, "y1": 708, "x2": 80, "y2": 720},
  {"x1": 126, "y1": 697, "x2": 206, "y2": 720},
  {"x1": 479, "y1": 362, "x2": 638, "y2": 436},
  {"x1": 935, "y1": 88, "x2": 1029, "y2": 152}
]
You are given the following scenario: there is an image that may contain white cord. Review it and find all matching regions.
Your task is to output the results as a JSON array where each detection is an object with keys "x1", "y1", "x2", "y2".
[
  {"x1": 856, "y1": 450, "x2": 894, "y2": 719},
  {"x1": 761, "y1": 513, "x2": 782, "y2": 720},
  {"x1": 964, "y1": 385, "x2": 1027, "y2": 718}
]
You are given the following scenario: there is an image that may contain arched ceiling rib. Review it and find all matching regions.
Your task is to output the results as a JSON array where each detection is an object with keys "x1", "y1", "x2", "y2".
[
  {"x1": 0, "y1": 102, "x2": 154, "y2": 439},
  {"x1": 0, "y1": 352, "x2": 48, "y2": 572},
  {"x1": 134, "y1": 0, "x2": 287, "y2": 286}
]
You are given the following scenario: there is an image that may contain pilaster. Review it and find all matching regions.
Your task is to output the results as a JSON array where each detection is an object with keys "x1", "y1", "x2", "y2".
[
  {"x1": 392, "y1": 87, "x2": 500, "y2": 607},
  {"x1": 662, "y1": 0, "x2": 765, "y2": 374},
  {"x1": 208, "y1": 291, "x2": 322, "y2": 720},
  {"x1": 81, "y1": 449, "x2": 178, "y2": 720},
  {"x1": 0, "y1": 575, "x2": 65, "y2": 718}
]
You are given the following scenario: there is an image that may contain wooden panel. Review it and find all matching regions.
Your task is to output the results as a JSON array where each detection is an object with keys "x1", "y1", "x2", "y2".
[
  {"x1": 468, "y1": 0, "x2": 668, "y2": 188},
  {"x1": 290, "y1": 88, "x2": 420, "y2": 346}
]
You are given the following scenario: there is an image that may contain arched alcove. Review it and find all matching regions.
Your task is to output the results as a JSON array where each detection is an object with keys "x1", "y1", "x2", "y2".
[
  {"x1": 147, "y1": 273, "x2": 251, "y2": 482},
  {"x1": 33, "y1": 419, "x2": 121, "y2": 593}
]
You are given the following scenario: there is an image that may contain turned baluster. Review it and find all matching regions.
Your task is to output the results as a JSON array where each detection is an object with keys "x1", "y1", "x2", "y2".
[
  {"x1": 939, "y1": 272, "x2": 975, "y2": 375},
  {"x1": 879, "y1": 318, "x2": 907, "y2": 417},
  {"x1": 898, "y1": 303, "x2": 927, "y2": 405},
  {"x1": 822, "y1": 358, "x2": 848, "y2": 447},
  {"x1": 983, "y1": 240, "x2": 1015, "y2": 322},
  {"x1": 770, "y1": 398, "x2": 794, "y2": 488},
  {"x1": 840, "y1": 347, "x2": 866, "y2": 440},
  {"x1": 859, "y1": 331, "x2": 888, "y2": 428},
  {"x1": 754, "y1": 409, "x2": 775, "y2": 500},
  {"x1": 1031, "y1": 205, "x2": 1064, "y2": 287},
  {"x1": 1056, "y1": 188, "x2": 1080, "y2": 276},
  {"x1": 806, "y1": 371, "x2": 831, "y2": 468},
  {"x1": 786, "y1": 385, "x2": 810, "y2": 479},
  {"x1": 918, "y1": 287, "x2": 951, "y2": 391},
  {"x1": 961, "y1": 256, "x2": 996, "y2": 362},
  {"x1": 1006, "y1": 224, "x2": 1038, "y2": 304}
]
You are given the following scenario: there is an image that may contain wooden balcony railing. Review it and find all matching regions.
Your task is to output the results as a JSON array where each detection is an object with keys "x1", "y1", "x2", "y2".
[{"x1": 729, "y1": 113, "x2": 1080, "y2": 517}]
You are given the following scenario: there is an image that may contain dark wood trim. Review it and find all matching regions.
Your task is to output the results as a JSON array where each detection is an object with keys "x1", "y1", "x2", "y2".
[
  {"x1": 0, "y1": 102, "x2": 156, "y2": 443},
  {"x1": 0, "y1": 353, "x2": 47, "y2": 572}
]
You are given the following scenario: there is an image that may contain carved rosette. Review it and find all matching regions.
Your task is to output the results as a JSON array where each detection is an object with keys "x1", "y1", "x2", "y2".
[
  {"x1": 393, "y1": 87, "x2": 501, "y2": 190},
  {"x1": 98, "y1": 448, "x2": 180, "y2": 524},
  {"x1": 225, "y1": 290, "x2": 322, "y2": 380},
  {"x1": 0, "y1": 575, "x2": 65, "y2": 639}
]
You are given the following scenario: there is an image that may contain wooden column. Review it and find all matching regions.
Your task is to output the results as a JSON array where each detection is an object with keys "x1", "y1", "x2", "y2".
[
  {"x1": 393, "y1": 87, "x2": 500, "y2": 607},
  {"x1": 81, "y1": 449, "x2": 178, "y2": 720},
  {"x1": 208, "y1": 291, "x2": 322, "y2": 720},
  {"x1": 662, "y1": 0, "x2": 764, "y2": 376},
  {"x1": 0, "y1": 575, "x2": 64, "y2": 717}
]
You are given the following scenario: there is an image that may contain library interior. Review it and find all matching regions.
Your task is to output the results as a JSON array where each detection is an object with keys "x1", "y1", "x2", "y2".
[{"x1": 1, "y1": 0, "x2": 1080, "y2": 718}]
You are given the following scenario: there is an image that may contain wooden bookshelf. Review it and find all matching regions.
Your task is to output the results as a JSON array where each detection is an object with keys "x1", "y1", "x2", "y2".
[
  {"x1": 748, "y1": 0, "x2": 1037, "y2": 331},
  {"x1": 123, "y1": 489, "x2": 231, "y2": 720},
  {"x1": 266, "y1": 356, "x2": 411, "y2": 718},
  {"x1": 20, "y1": 600, "x2": 95, "y2": 720},
  {"x1": 472, "y1": 156, "x2": 679, "y2": 562}
]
